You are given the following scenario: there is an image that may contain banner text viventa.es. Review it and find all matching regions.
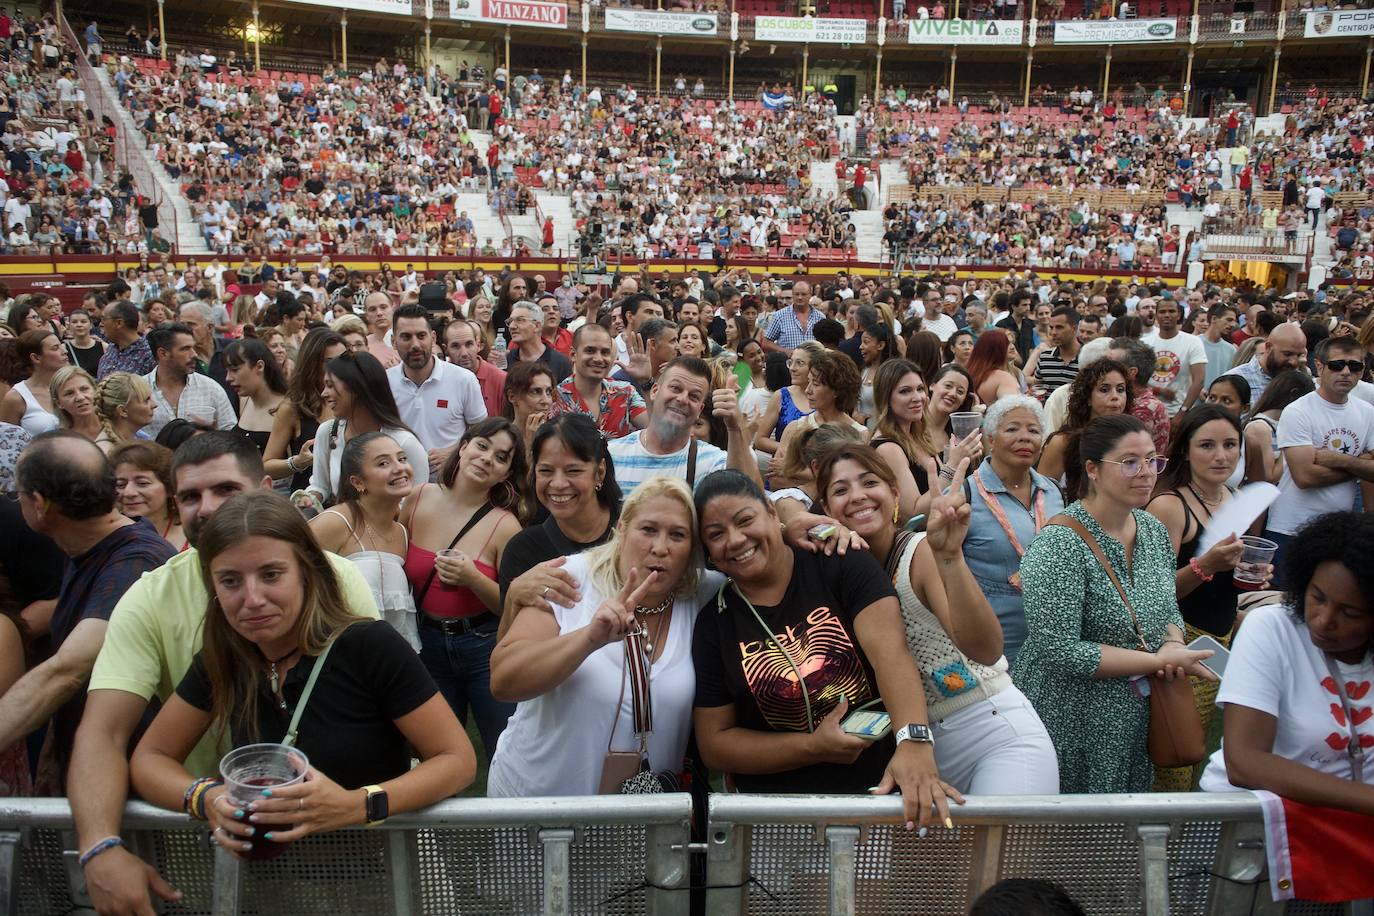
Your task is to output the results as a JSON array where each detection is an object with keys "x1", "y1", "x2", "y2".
[
  {"x1": 1053, "y1": 17, "x2": 1177, "y2": 43},
  {"x1": 753, "y1": 16, "x2": 867, "y2": 43},
  {"x1": 605, "y1": 9, "x2": 719, "y2": 35},
  {"x1": 907, "y1": 18, "x2": 1024, "y2": 44},
  {"x1": 449, "y1": 0, "x2": 567, "y2": 28}
]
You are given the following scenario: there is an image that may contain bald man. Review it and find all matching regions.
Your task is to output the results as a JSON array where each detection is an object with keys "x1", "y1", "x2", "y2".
[
  {"x1": 1222, "y1": 320, "x2": 1309, "y2": 408},
  {"x1": 762, "y1": 280, "x2": 821, "y2": 355},
  {"x1": 363, "y1": 291, "x2": 400, "y2": 369}
]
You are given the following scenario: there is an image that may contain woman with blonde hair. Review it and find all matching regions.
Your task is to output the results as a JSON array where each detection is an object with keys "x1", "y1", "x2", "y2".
[
  {"x1": 94, "y1": 371, "x2": 155, "y2": 455},
  {"x1": 50, "y1": 366, "x2": 101, "y2": 441},
  {"x1": 230, "y1": 294, "x2": 256, "y2": 338},
  {"x1": 467, "y1": 295, "x2": 499, "y2": 355},
  {"x1": 130, "y1": 491, "x2": 475, "y2": 858},
  {"x1": 488, "y1": 477, "x2": 723, "y2": 796},
  {"x1": 331, "y1": 316, "x2": 369, "y2": 355}
]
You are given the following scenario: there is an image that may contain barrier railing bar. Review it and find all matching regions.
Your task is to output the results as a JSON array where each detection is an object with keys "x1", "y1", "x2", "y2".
[
  {"x1": 967, "y1": 824, "x2": 1005, "y2": 900},
  {"x1": 1208, "y1": 820, "x2": 1282, "y2": 916},
  {"x1": 709, "y1": 792, "x2": 1266, "y2": 826},
  {"x1": 1137, "y1": 823, "x2": 1174, "y2": 916},
  {"x1": 212, "y1": 845, "x2": 242, "y2": 916},
  {"x1": 539, "y1": 827, "x2": 575, "y2": 916},
  {"x1": 387, "y1": 829, "x2": 415, "y2": 915},
  {"x1": 0, "y1": 830, "x2": 18, "y2": 916},
  {"x1": 705, "y1": 819, "x2": 749, "y2": 916},
  {"x1": 825, "y1": 825, "x2": 860, "y2": 916},
  {"x1": 0, "y1": 795, "x2": 692, "y2": 831}
]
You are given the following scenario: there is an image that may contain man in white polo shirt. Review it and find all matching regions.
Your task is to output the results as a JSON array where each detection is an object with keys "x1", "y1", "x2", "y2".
[{"x1": 387, "y1": 304, "x2": 487, "y2": 476}]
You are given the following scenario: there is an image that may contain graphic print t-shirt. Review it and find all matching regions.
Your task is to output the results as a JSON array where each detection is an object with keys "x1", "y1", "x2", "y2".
[
  {"x1": 1143, "y1": 330, "x2": 1206, "y2": 417},
  {"x1": 693, "y1": 548, "x2": 898, "y2": 793},
  {"x1": 1268, "y1": 391, "x2": 1374, "y2": 534}
]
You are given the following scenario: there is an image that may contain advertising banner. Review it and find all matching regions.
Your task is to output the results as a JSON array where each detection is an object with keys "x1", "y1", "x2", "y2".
[
  {"x1": 1304, "y1": 10, "x2": 1374, "y2": 38},
  {"x1": 753, "y1": 16, "x2": 867, "y2": 43},
  {"x1": 449, "y1": 0, "x2": 567, "y2": 29},
  {"x1": 1053, "y1": 17, "x2": 1178, "y2": 43},
  {"x1": 605, "y1": 9, "x2": 719, "y2": 35},
  {"x1": 906, "y1": 17, "x2": 1024, "y2": 44}
]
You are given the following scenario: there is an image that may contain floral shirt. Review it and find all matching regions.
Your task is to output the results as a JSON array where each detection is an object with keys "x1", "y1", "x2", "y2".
[{"x1": 552, "y1": 377, "x2": 645, "y2": 440}]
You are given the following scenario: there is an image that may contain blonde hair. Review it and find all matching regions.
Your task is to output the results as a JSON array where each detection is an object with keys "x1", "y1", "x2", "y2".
[
  {"x1": 49, "y1": 366, "x2": 97, "y2": 428},
  {"x1": 776, "y1": 421, "x2": 868, "y2": 482},
  {"x1": 233, "y1": 293, "x2": 256, "y2": 326},
  {"x1": 94, "y1": 371, "x2": 153, "y2": 442},
  {"x1": 582, "y1": 478, "x2": 701, "y2": 601},
  {"x1": 331, "y1": 315, "x2": 368, "y2": 339}
]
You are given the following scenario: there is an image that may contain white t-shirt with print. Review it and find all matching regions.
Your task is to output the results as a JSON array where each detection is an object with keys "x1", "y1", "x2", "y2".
[
  {"x1": 1142, "y1": 330, "x2": 1207, "y2": 417},
  {"x1": 1201, "y1": 603, "x2": 1374, "y2": 791},
  {"x1": 1268, "y1": 391, "x2": 1374, "y2": 534}
]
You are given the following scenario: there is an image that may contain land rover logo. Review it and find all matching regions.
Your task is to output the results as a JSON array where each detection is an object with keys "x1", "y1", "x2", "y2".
[
  {"x1": 692, "y1": 17, "x2": 714, "y2": 30},
  {"x1": 1147, "y1": 22, "x2": 1172, "y2": 35}
]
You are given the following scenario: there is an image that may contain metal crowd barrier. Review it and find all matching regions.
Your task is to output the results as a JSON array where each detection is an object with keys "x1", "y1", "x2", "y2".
[{"x1": 0, "y1": 793, "x2": 1355, "y2": 915}]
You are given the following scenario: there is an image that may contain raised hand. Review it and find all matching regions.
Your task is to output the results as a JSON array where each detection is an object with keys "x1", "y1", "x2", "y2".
[
  {"x1": 616, "y1": 330, "x2": 652, "y2": 382},
  {"x1": 585, "y1": 567, "x2": 657, "y2": 649},
  {"x1": 926, "y1": 457, "x2": 972, "y2": 558},
  {"x1": 711, "y1": 386, "x2": 746, "y2": 431}
]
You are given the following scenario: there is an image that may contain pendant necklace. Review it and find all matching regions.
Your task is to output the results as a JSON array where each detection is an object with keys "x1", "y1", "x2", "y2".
[{"x1": 265, "y1": 648, "x2": 298, "y2": 707}]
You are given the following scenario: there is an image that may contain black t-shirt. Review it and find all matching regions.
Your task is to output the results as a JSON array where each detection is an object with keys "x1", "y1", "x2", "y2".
[
  {"x1": 177, "y1": 620, "x2": 436, "y2": 789},
  {"x1": 692, "y1": 548, "x2": 898, "y2": 794},
  {"x1": 0, "y1": 497, "x2": 64, "y2": 606},
  {"x1": 508, "y1": 344, "x2": 572, "y2": 384},
  {"x1": 497, "y1": 511, "x2": 616, "y2": 609}
]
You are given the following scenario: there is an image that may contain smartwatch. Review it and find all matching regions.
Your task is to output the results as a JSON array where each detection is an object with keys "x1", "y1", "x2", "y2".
[
  {"x1": 894, "y1": 723, "x2": 935, "y2": 748},
  {"x1": 363, "y1": 785, "x2": 389, "y2": 826}
]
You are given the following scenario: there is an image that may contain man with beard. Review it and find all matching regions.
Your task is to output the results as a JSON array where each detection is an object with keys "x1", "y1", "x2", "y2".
[
  {"x1": 551, "y1": 323, "x2": 646, "y2": 439},
  {"x1": 1264, "y1": 335, "x2": 1374, "y2": 580},
  {"x1": 1223, "y1": 320, "x2": 1309, "y2": 409},
  {"x1": 608, "y1": 356, "x2": 762, "y2": 496},
  {"x1": 69, "y1": 433, "x2": 378, "y2": 915},
  {"x1": 388, "y1": 304, "x2": 488, "y2": 475}
]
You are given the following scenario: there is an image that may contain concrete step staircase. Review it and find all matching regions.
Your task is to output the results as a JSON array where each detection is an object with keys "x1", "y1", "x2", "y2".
[
  {"x1": 87, "y1": 66, "x2": 208, "y2": 254},
  {"x1": 849, "y1": 209, "x2": 885, "y2": 262}
]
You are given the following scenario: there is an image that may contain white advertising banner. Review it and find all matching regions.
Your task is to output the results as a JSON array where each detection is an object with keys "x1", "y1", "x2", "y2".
[
  {"x1": 1053, "y1": 17, "x2": 1178, "y2": 43},
  {"x1": 449, "y1": 0, "x2": 568, "y2": 29},
  {"x1": 753, "y1": 16, "x2": 868, "y2": 43},
  {"x1": 1304, "y1": 10, "x2": 1374, "y2": 38},
  {"x1": 907, "y1": 18, "x2": 1024, "y2": 44},
  {"x1": 605, "y1": 9, "x2": 719, "y2": 35},
  {"x1": 289, "y1": 0, "x2": 414, "y2": 13}
]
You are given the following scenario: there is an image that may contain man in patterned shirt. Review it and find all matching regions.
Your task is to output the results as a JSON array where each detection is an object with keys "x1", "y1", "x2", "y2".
[
  {"x1": 96, "y1": 299, "x2": 154, "y2": 379},
  {"x1": 0, "y1": 433, "x2": 173, "y2": 792},
  {"x1": 552, "y1": 323, "x2": 646, "y2": 439},
  {"x1": 142, "y1": 323, "x2": 236, "y2": 436},
  {"x1": 763, "y1": 280, "x2": 822, "y2": 356}
]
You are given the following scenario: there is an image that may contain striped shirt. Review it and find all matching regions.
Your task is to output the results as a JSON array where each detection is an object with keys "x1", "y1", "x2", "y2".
[
  {"x1": 607, "y1": 431, "x2": 728, "y2": 497},
  {"x1": 1035, "y1": 347, "x2": 1080, "y2": 396}
]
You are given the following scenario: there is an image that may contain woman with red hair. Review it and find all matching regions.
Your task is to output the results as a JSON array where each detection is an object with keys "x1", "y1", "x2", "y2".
[{"x1": 967, "y1": 332, "x2": 1023, "y2": 407}]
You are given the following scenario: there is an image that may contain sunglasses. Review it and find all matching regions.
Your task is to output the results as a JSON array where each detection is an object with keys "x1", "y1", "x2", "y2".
[
  {"x1": 1322, "y1": 358, "x2": 1363, "y2": 374},
  {"x1": 1100, "y1": 456, "x2": 1168, "y2": 478}
]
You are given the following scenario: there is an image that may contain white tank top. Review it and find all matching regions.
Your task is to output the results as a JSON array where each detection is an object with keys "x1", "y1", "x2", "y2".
[{"x1": 13, "y1": 381, "x2": 58, "y2": 437}]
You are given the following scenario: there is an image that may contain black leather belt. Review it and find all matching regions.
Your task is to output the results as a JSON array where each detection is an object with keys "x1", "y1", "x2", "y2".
[{"x1": 420, "y1": 613, "x2": 498, "y2": 635}]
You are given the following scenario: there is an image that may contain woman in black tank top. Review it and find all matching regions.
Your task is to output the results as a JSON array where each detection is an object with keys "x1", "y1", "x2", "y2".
[{"x1": 1146, "y1": 405, "x2": 1249, "y2": 791}]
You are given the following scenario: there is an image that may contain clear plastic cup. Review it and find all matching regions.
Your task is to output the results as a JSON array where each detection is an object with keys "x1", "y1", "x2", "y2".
[
  {"x1": 945, "y1": 411, "x2": 983, "y2": 463},
  {"x1": 220, "y1": 743, "x2": 310, "y2": 861},
  {"x1": 1233, "y1": 536, "x2": 1278, "y2": 590}
]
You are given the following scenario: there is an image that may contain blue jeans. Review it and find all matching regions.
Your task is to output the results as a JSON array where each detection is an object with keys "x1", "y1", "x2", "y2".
[{"x1": 418, "y1": 619, "x2": 515, "y2": 762}]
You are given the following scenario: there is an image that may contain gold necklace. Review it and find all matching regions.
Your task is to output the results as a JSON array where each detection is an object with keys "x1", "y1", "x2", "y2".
[{"x1": 634, "y1": 594, "x2": 673, "y2": 616}]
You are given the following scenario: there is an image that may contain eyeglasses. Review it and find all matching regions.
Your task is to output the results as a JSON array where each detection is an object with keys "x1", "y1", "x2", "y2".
[
  {"x1": 1322, "y1": 358, "x2": 1364, "y2": 374},
  {"x1": 1100, "y1": 456, "x2": 1167, "y2": 478}
]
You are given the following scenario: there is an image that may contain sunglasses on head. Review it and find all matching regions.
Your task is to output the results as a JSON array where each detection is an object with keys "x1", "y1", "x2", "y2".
[{"x1": 1322, "y1": 358, "x2": 1363, "y2": 374}]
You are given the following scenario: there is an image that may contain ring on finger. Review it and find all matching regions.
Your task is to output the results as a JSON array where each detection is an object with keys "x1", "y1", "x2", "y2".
[
  {"x1": 298, "y1": 798, "x2": 305, "y2": 811},
  {"x1": 541, "y1": 585, "x2": 551, "y2": 597}
]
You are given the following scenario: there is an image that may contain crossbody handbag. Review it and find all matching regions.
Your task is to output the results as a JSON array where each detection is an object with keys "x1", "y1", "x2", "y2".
[
  {"x1": 1049, "y1": 515, "x2": 1206, "y2": 769},
  {"x1": 599, "y1": 624, "x2": 679, "y2": 794}
]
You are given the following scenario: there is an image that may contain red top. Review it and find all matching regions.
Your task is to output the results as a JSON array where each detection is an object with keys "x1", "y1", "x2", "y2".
[{"x1": 402, "y1": 486, "x2": 507, "y2": 619}]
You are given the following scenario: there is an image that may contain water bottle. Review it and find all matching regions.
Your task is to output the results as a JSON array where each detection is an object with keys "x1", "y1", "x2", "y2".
[{"x1": 493, "y1": 330, "x2": 508, "y2": 369}]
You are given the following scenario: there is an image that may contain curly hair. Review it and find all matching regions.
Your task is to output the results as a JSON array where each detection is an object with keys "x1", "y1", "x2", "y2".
[
  {"x1": 1063, "y1": 358, "x2": 1134, "y2": 433},
  {"x1": 1283, "y1": 511, "x2": 1374, "y2": 654},
  {"x1": 807, "y1": 348, "x2": 862, "y2": 415}
]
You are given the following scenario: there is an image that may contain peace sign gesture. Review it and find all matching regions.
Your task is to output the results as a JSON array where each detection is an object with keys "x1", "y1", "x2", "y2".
[
  {"x1": 585, "y1": 567, "x2": 660, "y2": 650},
  {"x1": 925, "y1": 457, "x2": 972, "y2": 559}
]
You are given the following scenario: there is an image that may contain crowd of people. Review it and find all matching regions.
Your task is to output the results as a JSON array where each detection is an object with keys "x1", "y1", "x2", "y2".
[
  {"x1": 0, "y1": 10, "x2": 161, "y2": 256},
  {"x1": 0, "y1": 251, "x2": 1360, "y2": 911}
]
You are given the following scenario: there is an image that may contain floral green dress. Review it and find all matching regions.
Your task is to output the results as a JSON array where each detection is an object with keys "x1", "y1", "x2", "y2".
[{"x1": 1011, "y1": 502, "x2": 1183, "y2": 793}]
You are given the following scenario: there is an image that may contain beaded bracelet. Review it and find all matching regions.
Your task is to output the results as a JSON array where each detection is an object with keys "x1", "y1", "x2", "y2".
[
  {"x1": 183, "y1": 777, "x2": 222, "y2": 821},
  {"x1": 1189, "y1": 557, "x2": 1214, "y2": 583},
  {"x1": 78, "y1": 836, "x2": 124, "y2": 868}
]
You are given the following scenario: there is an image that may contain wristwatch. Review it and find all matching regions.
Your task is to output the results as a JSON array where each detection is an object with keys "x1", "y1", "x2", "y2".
[
  {"x1": 363, "y1": 785, "x2": 389, "y2": 826},
  {"x1": 894, "y1": 723, "x2": 935, "y2": 748}
]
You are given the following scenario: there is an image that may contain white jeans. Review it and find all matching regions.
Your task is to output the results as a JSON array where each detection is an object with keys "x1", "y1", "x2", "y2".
[{"x1": 932, "y1": 685, "x2": 1060, "y2": 796}]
